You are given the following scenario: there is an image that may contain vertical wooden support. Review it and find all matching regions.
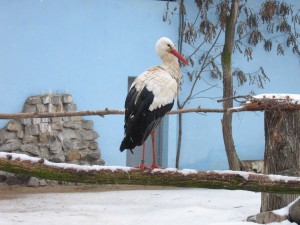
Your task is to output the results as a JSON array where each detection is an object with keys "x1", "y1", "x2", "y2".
[{"x1": 261, "y1": 109, "x2": 300, "y2": 212}]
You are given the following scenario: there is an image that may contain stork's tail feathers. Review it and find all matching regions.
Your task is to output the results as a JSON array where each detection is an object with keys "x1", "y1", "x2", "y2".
[{"x1": 120, "y1": 137, "x2": 136, "y2": 152}]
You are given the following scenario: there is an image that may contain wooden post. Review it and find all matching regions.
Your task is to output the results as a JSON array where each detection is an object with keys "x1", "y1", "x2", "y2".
[{"x1": 261, "y1": 109, "x2": 300, "y2": 212}]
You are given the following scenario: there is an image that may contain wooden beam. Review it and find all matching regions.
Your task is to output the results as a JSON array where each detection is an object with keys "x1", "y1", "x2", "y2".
[
  {"x1": 0, "y1": 107, "x2": 253, "y2": 120},
  {"x1": 1, "y1": 153, "x2": 300, "y2": 194}
]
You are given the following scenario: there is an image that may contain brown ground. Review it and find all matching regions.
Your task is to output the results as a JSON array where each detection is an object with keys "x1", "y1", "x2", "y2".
[{"x1": 0, "y1": 183, "x2": 177, "y2": 199}]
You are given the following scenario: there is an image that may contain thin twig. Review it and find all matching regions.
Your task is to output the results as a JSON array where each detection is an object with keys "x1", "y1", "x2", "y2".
[{"x1": 217, "y1": 95, "x2": 251, "y2": 103}]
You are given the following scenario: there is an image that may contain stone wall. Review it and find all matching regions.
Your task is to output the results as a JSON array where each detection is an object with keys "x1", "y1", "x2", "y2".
[{"x1": 0, "y1": 94, "x2": 105, "y2": 186}]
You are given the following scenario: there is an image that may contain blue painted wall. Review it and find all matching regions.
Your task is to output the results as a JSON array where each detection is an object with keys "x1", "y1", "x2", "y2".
[
  {"x1": 178, "y1": 1, "x2": 300, "y2": 170},
  {"x1": 0, "y1": 0, "x2": 299, "y2": 170},
  {"x1": 0, "y1": 0, "x2": 179, "y2": 166}
]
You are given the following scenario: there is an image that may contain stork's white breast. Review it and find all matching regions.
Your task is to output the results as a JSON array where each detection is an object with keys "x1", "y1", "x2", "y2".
[{"x1": 132, "y1": 67, "x2": 178, "y2": 111}]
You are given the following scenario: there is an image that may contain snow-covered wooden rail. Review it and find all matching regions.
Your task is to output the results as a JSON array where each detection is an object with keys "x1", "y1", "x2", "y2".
[{"x1": 1, "y1": 152, "x2": 300, "y2": 194}]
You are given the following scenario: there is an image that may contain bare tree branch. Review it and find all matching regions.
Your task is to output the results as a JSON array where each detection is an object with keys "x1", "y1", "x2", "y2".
[{"x1": 181, "y1": 28, "x2": 223, "y2": 108}]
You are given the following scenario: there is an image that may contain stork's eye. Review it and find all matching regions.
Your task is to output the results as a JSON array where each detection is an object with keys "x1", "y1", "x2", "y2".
[{"x1": 167, "y1": 44, "x2": 171, "y2": 48}]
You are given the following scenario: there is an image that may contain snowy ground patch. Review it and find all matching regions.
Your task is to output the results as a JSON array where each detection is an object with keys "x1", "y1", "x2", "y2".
[{"x1": 0, "y1": 188, "x2": 296, "y2": 225}]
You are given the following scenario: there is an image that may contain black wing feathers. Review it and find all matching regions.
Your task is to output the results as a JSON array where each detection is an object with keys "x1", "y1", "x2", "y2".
[{"x1": 120, "y1": 86, "x2": 174, "y2": 151}]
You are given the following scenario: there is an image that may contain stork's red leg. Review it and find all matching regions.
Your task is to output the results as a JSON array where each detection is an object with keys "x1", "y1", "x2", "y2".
[
  {"x1": 150, "y1": 131, "x2": 163, "y2": 169},
  {"x1": 135, "y1": 142, "x2": 149, "y2": 169}
]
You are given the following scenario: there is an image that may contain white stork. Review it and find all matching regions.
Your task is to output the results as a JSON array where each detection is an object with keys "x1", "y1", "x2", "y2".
[{"x1": 120, "y1": 37, "x2": 188, "y2": 169}]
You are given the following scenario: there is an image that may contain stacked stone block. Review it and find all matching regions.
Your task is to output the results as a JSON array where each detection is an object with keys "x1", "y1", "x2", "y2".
[{"x1": 0, "y1": 94, "x2": 105, "y2": 166}]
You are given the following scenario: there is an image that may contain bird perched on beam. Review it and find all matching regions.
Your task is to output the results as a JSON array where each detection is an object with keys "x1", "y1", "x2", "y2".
[{"x1": 120, "y1": 37, "x2": 189, "y2": 169}]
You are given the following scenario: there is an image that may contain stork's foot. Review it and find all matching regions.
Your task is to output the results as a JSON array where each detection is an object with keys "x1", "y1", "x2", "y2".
[
  {"x1": 150, "y1": 164, "x2": 164, "y2": 169},
  {"x1": 135, "y1": 162, "x2": 150, "y2": 170}
]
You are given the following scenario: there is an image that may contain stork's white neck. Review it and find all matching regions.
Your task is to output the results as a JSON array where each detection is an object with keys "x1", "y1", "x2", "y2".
[{"x1": 160, "y1": 53, "x2": 182, "y2": 85}]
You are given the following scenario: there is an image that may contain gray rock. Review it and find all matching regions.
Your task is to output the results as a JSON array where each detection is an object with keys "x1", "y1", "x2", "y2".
[
  {"x1": 48, "y1": 104, "x2": 56, "y2": 113},
  {"x1": 70, "y1": 116, "x2": 82, "y2": 121},
  {"x1": 50, "y1": 95, "x2": 61, "y2": 105},
  {"x1": 20, "y1": 118, "x2": 32, "y2": 125},
  {"x1": 62, "y1": 117, "x2": 69, "y2": 122},
  {"x1": 62, "y1": 139, "x2": 89, "y2": 151},
  {"x1": 39, "y1": 123, "x2": 51, "y2": 133},
  {"x1": 37, "y1": 104, "x2": 47, "y2": 113},
  {"x1": 39, "y1": 179, "x2": 47, "y2": 186},
  {"x1": 289, "y1": 198, "x2": 300, "y2": 224},
  {"x1": 0, "y1": 140, "x2": 21, "y2": 151},
  {"x1": 58, "y1": 129, "x2": 78, "y2": 140},
  {"x1": 51, "y1": 123, "x2": 63, "y2": 130},
  {"x1": 38, "y1": 134, "x2": 48, "y2": 143},
  {"x1": 50, "y1": 154, "x2": 65, "y2": 163},
  {"x1": 32, "y1": 118, "x2": 41, "y2": 125},
  {"x1": 41, "y1": 118, "x2": 50, "y2": 123},
  {"x1": 27, "y1": 96, "x2": 41, "y2": 105},
  {"x1": 23, "y1": 104, "x2": 37, "y2": 113},
  {"x1": 38, "y1": 146, "x2": 50, "y2": 158},
  {"x1": 63, "y1": 121, "x2": 82, "y2": 130},
  {"x1": 82, "y1": 120, "x2": 94, "y2": 130},
  {"x1": 41, "y1": 95, "x2": 50, "y2": 104},
  {"x1": 64, "y1": 103, "x2": 77, "y2": 112},
  {"x1": 25, "y1": 124, "x2": 39, "y2": 136},
  {"x1": 17, "y1": 131, "x2": 24, "y2": 139},
  {"x1": 27, "y1": 177, "x2": 40, "y2": 187},
  {"x1": 93, "y1": 158, "x2": 105, "y2": 166},
  {"x1": 79, "y1": 130, "x2": 99, "y2": 141},
  {"x1": 22, "y1": 134, "x2": 37, "y2": 144},
  {"x1": 0, "y1": 130, "x2": 17, "y2": 142},
  {"x1": 51, "y1": 117, "x2": 62, "y2": 124},
  {"x1": 62, "y1": 94, "x2": 73, "y2": 103},
  {"x1": 0, "y1": 171, "x2": 7, "y2": 182},
  {"x1": 56, "y1": 103, "x2": 63, "y2": 112},
  {"x1": 21, "y1": 144, "x2": 39, "y2": 156},
  {"x1": 6, "y1": 173, "x2": 29, "y2": 185},
  {"x1": 81, "y1": 151, "x2": 101, "y2": 161},
  {"x1": 248, "y1": 211, "x2": 288, "y2": 224},
  {"x1": 65, "y1": 150, "x2": 81, "y2": 161},
  {"x1": 0, "y1": 129, "x2": 17, "y2": 140},
  {"x1": 7, "y1": 121, "x2": 23, "y2": 131},
  {"x1": 49, "y1": 141, "x2": 62, "y2": 154},
  {"x1": 89, "y1": 141, "x2": 98, "y2": 150}
]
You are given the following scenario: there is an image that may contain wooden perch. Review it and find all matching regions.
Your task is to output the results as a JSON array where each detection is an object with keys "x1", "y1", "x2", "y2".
[
  {"x1": 1, "y1": 94, "x2": 300, "y2": 120},
  {"x1": 1, "y1": 153, "x2": 300, "y2": 194},
  {"x1": 0, "y1": 107, "x2": 253, "y2": 120}
]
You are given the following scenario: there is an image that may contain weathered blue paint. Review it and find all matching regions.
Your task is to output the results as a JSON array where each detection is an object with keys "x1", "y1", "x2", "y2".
[
  {"x1": 177, "y1": 1, "x2": 300, "y2": 170},
  {"x1": 0, "y1": 0, "x2": 299, "y2": 170},
  {"x1": 0, "y1": 0, "x2": 179, "y2": 166}
]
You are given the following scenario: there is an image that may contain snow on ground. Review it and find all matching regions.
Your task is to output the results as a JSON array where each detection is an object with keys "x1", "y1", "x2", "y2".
[{"x1": 0, "y1": 188, "x2": 296, "y2": 225}]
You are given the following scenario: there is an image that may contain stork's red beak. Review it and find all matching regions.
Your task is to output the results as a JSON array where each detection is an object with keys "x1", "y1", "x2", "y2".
[{"x1": 171, "y1": 49, "x2": 189, "y2": 66}]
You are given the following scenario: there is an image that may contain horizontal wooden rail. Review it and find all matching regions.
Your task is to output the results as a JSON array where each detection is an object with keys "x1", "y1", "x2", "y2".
[
  {"x1": 1, "y1": 153, "x2": 300, "y2": 194},
  {"x1": 0, "y1": 104, "x2": 299, "y2": 120},
  {"x1": 0, "y1": 107, "x2": 250, "y2": 120}
]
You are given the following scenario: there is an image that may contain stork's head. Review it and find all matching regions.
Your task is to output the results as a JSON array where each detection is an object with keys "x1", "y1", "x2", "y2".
[{"x1": 155, "y1": 37, "x2": 189, "y2": 65}]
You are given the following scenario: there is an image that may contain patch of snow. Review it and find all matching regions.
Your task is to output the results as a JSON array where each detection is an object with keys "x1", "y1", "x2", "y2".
[
  {"x1": 178, "y1": 168, "x2": 198, "y2": 175},
  {"x1": 0, "y1": 188, "x2": 296, "y2": 225},
  {"x1": 212, "y1": 170, "x2": 253, "y2": 180},
  {"x1": 247, "y1": 93, "x2": 300, "y2": 105},
  {"x1": 273, "y1": 197, "x2": 300, "y2": 217},
  {"x1": 268, "y1": 174, "x2": 300, "y2": 183},
  {"x1": 0, "y1": 152, "x2": 133, "y2": 173},
  {"x1": 151, "y1": 168, "x2": 198, "y2": 175},
  {"x1": 152, "y1": 167, "x2": 177, "y2": 173},
  {"x1": 230, "y1": 106, "x2": 245, "y2": 110}
]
